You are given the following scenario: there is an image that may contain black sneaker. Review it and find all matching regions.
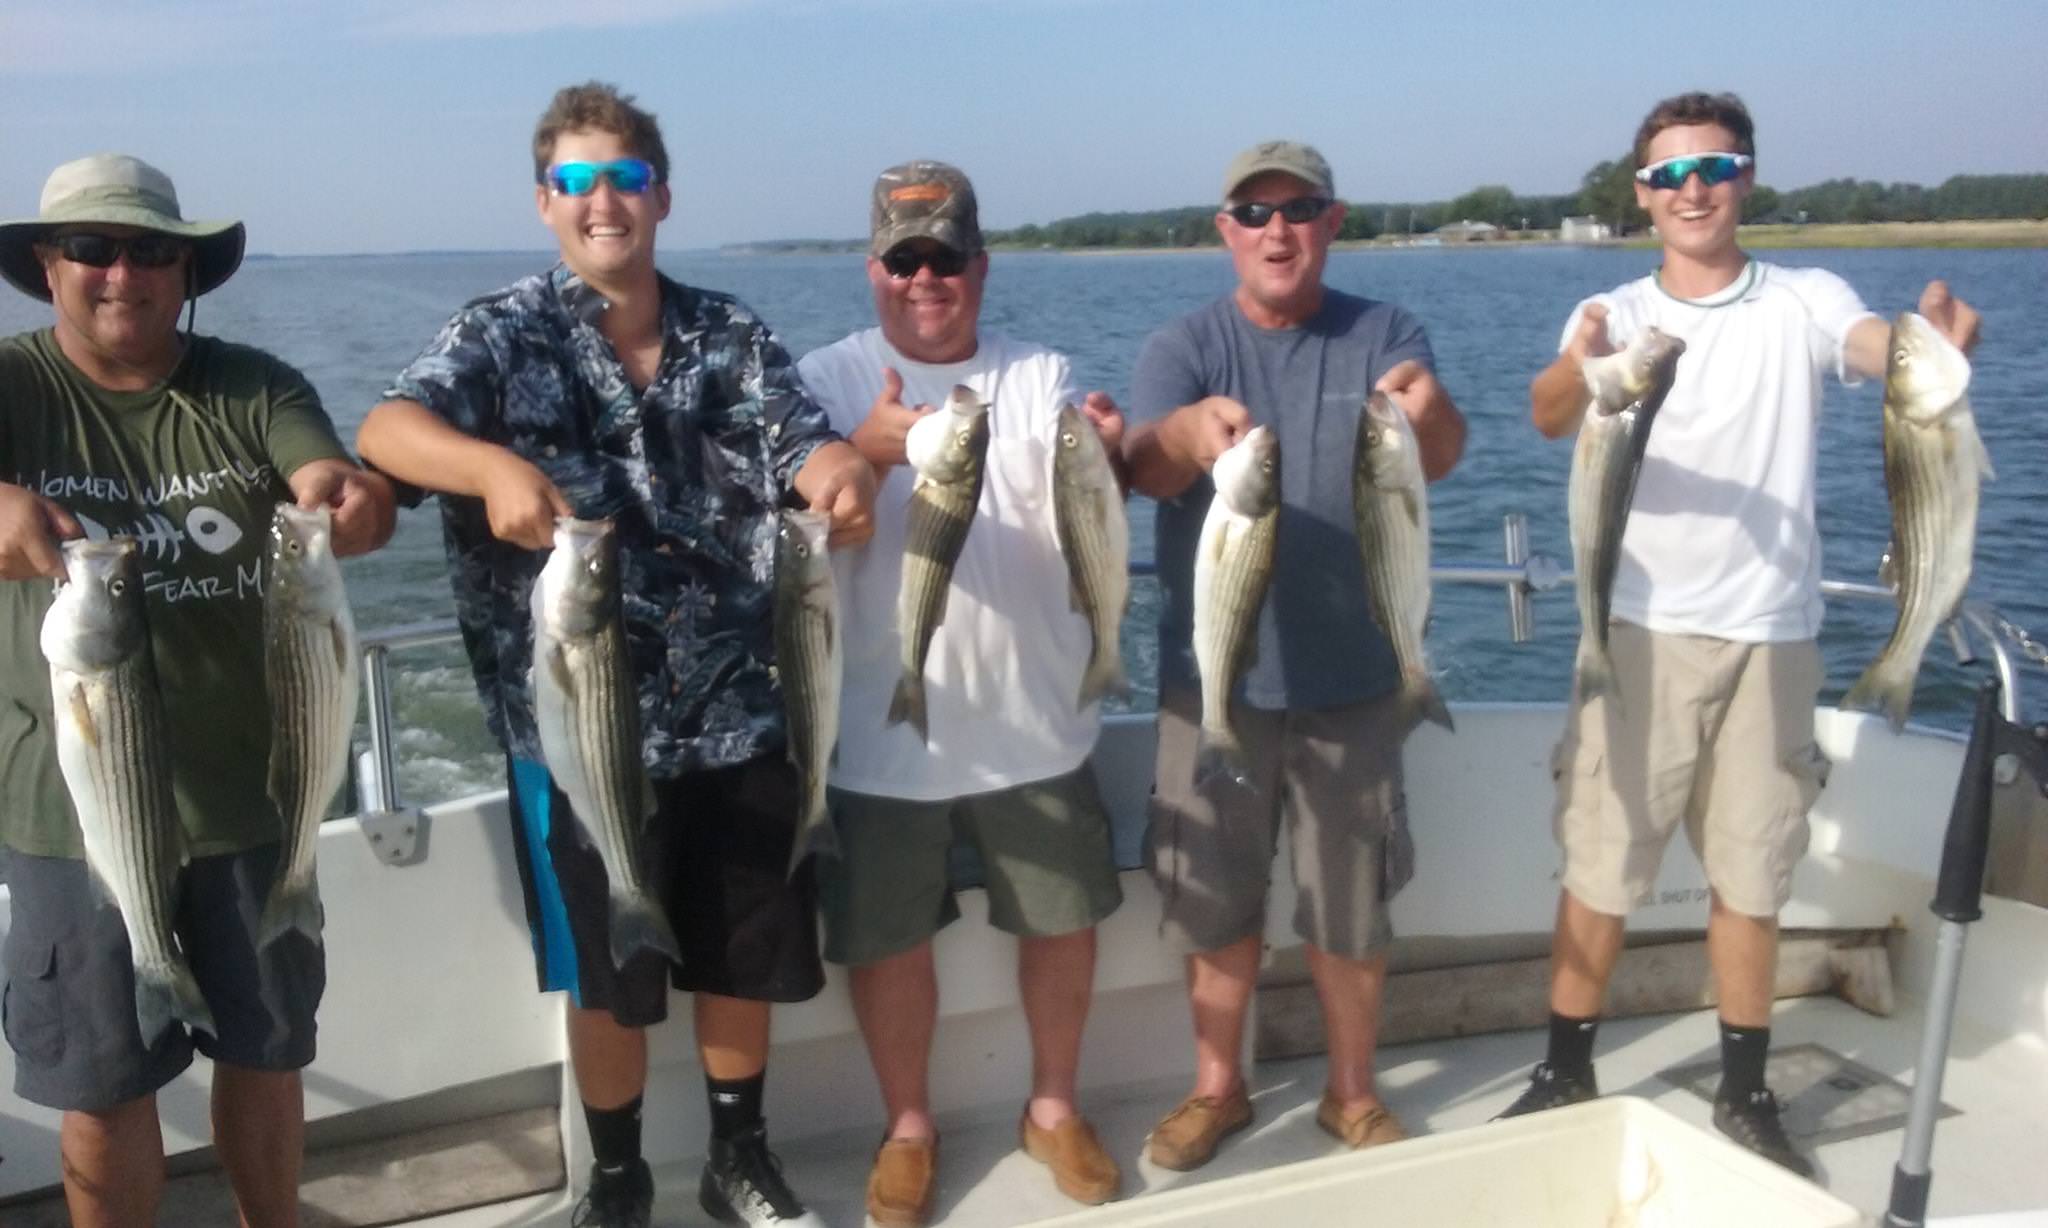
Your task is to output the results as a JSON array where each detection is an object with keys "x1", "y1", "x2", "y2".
[
  {"x1": 700, "y1": 1123, "x2": 826, "y2": 1227},
  {"x1": 1494, "y1": 1061, "x2": 1599, "y2": 1120},
  {"x1": 1714, "y1": 1088, "x2": 1815, "y2": 1178},
  {"x1": 572, "y1": 1159, "x2": 653, "y2": 1228}
]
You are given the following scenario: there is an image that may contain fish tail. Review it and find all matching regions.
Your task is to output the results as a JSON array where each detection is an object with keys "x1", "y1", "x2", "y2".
[
  {"x1": 256, "y1": 876, "x2": 327, "y2": 950},
  {"x1": 786, "y1": 795, "x2": 840, "y2": 879},
  {"x1": 1573, "y1": 640, "x2": 1614, "y2": 706},
  {"x1": 887, "y1": 673, "x2": 929, "y2": 744},
  {"x1": 1076, "y1": 652, "x2": 1130, "y2": 710},
  {"x1": 607, "y1": 891, "x2": 683, "y2": 969},
  {"x1": 135, "y1": 959, "x2": 215, "y2": 1044},
  {"x1": 1407, "y1": 673, "x2": 1455, "y2": 733},
  {"x1": 1841, "y1": 658, "x2": 1917, "y2": 733},
  {"x1": 1194, "y1": 727, "x2": 1255, "y2": 791}
]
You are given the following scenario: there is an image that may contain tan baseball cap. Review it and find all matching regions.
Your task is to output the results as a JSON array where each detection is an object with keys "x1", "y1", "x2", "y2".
[
  {"x1": 1221, "y1": 140, "x2": 1335, "y2": 202},
  {"x1": 870, "y1": 161, "x2": 982, "y2": 257}
]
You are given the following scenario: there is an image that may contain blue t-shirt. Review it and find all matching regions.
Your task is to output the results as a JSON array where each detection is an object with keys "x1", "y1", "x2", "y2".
[{"x1": 1128, "y1": 289, "x2": 1434, "y2": 710}]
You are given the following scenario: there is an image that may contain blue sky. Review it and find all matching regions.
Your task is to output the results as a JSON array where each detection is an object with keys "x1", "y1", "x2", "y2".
[{"x1": 2, "y1": 0, "x2": 2043, "y2": 255}]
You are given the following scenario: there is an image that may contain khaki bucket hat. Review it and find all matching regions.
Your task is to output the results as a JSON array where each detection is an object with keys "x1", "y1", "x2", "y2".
[{"x1": 0, "y1": 153, "x2": 246, "y2": 302}]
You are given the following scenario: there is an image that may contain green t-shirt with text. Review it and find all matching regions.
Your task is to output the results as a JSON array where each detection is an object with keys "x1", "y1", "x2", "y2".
[{"x1": 1, "y1": 329, "x2": 349, "y2": 858}]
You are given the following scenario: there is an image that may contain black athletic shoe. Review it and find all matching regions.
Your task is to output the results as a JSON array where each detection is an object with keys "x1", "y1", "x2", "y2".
[
  {"x1": 571, "y1": 1158, "x2": 653, "y2": 1228},
  {"x1": 1494, "y1": 1061, "x2": 1599, "y2": 1120},
  {"x1": 1714, "y1": 1088, "x2": 1815, "y2": 1178},
  {"x1": 699, "y1": 1123, "x2": 826, "y2": 1226}
]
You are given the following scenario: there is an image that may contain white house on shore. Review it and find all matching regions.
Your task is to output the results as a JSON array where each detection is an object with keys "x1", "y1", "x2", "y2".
[{"x1": 1560, "y1": 215, "x2": 1614, "y2": 242}]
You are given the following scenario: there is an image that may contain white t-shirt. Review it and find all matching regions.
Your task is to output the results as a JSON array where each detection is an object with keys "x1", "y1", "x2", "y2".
[
  {"x1": 1565, "y1": 262, "x2": 1878, "y2": 641},
  {"x1": 797, "y1": 328, "x2": 1100, "y2": 800}
]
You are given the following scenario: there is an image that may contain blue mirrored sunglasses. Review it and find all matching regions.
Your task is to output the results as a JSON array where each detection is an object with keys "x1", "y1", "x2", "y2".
[
  {"x1": 1633, "y1": 152, "x2": 1752, "y2": 191},
  {"x1": 545, "y1": 158, "x2": 658, "y2": 197}
]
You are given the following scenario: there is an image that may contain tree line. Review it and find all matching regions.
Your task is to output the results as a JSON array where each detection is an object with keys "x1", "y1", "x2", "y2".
[{"x1": 985, "y1": 169, "x2": 2048, "y2": 248}]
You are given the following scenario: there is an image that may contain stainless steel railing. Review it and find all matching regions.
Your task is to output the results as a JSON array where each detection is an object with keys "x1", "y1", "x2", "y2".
[{"x1": 348, "y1": 513, "x2": 2028, "y2": 826}]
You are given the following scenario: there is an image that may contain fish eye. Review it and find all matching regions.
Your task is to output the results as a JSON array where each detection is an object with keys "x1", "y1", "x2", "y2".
[
  {"x1": 1059, "y1": 430, "x2": 1078, "y2": 448},
  {"x1": 1893, "y1": 348, "x2": 1910, "y2": 365},
  {"x1": 108, "y1": 578, "x2": 126, "y2": 597}
]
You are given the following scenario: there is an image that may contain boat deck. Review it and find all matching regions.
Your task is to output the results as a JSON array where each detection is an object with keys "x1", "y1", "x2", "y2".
[{"x1": 418, "y1": 991, "x2": 2048, "y2": 1227}]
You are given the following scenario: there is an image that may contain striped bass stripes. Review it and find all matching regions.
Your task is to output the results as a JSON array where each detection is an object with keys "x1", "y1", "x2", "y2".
[
  {"x1": 1567, "y1": 327, "x2": 1685, "y2": 701},
  {"x1": 1842, "y1": 311, "x2": 1989, "y2": 731},
  {"x1": 531, "y1": 517, "x2": 683, "y2": 970},
  {"x1": 889, "y1": 385, "x2": 991, "y2": 743},
  {"x1": 1352, "y1": 392, "x2": 1452, "y2": 733},
  {"x1": 1192, "y1": 426, "x2": 1279, "y2": 789},
  {"x1": 259, "y1": 504, "x2": 360, "y2": 949},
  {"x1": 773, "y1": 510, "x2": 841, "y2": 875},
  {"x1": 1052, "y1": 403, "x2": 1131, "y2": 710},
  {"x1": 42, "y1": 537, "x2": 213, "y2": 1044}
]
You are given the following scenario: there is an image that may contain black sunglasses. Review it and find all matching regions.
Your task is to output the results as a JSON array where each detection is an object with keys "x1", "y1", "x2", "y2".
[
  {"x1": 881, "y1": 246, "x2": 970, "y2": 279},
  {"x1": 1225, "y1": 196, "x2": 1334, "y2": 228},
  {"x1": 47, "y1": 232, "x2": 189, "y2": 269}
]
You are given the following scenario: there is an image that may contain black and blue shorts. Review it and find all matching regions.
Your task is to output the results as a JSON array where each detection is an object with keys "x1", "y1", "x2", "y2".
[{"x1": 504, "y1": 752, "x2": 823, "y2": 1027}]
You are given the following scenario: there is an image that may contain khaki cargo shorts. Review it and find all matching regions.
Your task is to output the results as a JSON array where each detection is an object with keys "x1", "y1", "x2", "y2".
[
  {"x1": 819, "y1": 766, "x2": 1123, "y2": 966},
  {"x1": 1554, "y1": 622, "x2": 1830, "y2": 918},
  {"x1": 1145, "y1": 684, "x2": 1414, "y2": 959}
]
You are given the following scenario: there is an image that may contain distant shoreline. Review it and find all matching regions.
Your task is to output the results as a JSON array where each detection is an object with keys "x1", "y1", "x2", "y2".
[{"x1": 986, "y1": 218, "x2": 2048, "y2": 255}]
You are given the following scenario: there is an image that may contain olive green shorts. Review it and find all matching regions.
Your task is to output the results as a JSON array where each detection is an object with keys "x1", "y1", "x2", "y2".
[{"x1": 819, "y1": 766, "x2": 1124, "y2": 967}]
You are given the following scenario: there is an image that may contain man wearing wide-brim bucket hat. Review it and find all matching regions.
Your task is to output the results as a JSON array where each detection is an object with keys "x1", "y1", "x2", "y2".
[{"x1": 0, "y1": 153, "x2": 395, "y2": 1227}]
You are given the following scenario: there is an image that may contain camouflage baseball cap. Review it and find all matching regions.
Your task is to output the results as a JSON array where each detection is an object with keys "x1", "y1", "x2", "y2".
[
  {"x1": 870, "y1": 161, "x2": 982, "y2": 257},
  {"x1": 1222, "y1": 140, "x2": 1335, "y2": 202}
]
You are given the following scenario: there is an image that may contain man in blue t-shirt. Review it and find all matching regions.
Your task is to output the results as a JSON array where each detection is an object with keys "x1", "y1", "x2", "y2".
[{"x1": 1124, "y1": 140, "x2": 1467, "y2": 1171}]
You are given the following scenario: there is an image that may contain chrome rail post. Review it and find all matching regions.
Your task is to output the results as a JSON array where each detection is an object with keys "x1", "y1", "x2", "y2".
[
  {"x1": 359, "y1": 641, "x2": 398, "y2": 815},
  {"x1": 1503, "y1": 513, "x2": 1534, "y2": 644}
]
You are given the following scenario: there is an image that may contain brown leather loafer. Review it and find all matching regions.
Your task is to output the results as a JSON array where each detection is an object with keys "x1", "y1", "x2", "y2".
[
  {"x1": 1145, "y1": 1085, "x2": 1253, "y2": 1171},
  {"x1": 866, "y1": 1134, "x2": 939, "y2": 1227},
  {"x1": 1020, "y1": 1111, "x2": 1121, "y2": 1205},
  {"x1": 1315, "y1": 1091, "x2": 1408, "y2": 1149}
]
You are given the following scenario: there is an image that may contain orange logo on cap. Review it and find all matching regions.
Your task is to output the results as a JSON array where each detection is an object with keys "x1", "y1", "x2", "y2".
[{"x1": 889, "y1": 184, "x2": 951, "y2": 204}]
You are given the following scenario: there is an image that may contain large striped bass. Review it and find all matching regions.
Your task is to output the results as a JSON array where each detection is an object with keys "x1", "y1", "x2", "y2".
[
  {"x1": 1193, "y1": 426, "x2": 1279, "y2": 788},
  {"x1": 1052, "y1": 403, "x2": 1130, "y2": 710},
  {"x1": 531, "y1": 517, "x2": 681, "y2": 970},
  {"x1": 774, "y1": 510, "x2": 840, "y2": 875},
  {"x1": 1842, "y1": 312, "x2": 1989, "y2": 731},
  {"x1": 258, "y1": 504, "x2": 359, "y2": 949},
  {"x1": 1352, "y1": 392, "x2": 1452, "y2": 732},
  {"x1": 1568, "y1": 326, "x2": 1685, "y2": 700},
  {"x1": 41, "y1": 537, "x2": 214, "y2": 1044},
  {"x1": 889, "y1": 384, "x2": 990, "y2": 743}
]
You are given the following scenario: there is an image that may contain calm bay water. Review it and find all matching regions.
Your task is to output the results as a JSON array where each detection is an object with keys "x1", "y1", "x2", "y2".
[{"x1": 5, "y1": 245, "x2": 2043, "y2": 804}]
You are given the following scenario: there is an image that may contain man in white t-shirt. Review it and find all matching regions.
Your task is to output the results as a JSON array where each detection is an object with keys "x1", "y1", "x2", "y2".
[
  {"x1": 796, "y1": 161, "x2": 1127, "y2": 1227},
  {"x1": 1496, "y1": 91, "x2": 1981, "y2": 1177}
]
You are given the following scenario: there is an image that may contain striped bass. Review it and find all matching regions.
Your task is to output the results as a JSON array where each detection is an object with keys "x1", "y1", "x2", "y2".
[
  {"x1": 1568, "y1": 326, "x2": 1685, "y2": 700},
  {"x1": 889, "y1": 384, "x2": 990, "y2": 743},
  {"x1": 1842, "y1": 311, "x2": 1990, "y2": 731},
  {"x1": 1193, "y1": 426, "x2": 1279, "y2": 788},
  {"x1": 1352, "y1": 392, "x2": 1452, "y2": 732},
  {"x1": 1052, "y1": 403, "x2": 1130, "y2": 710},
  {"x1": 774, "y1": 510, "x2": 840, "y2": 875},
  {"x1": 41, "y1": 537, "x2": 214, "y2": 1044},
  {"x1": 258, "y1": 504, "x2": 359, "y2": 949},
  {"x1": 531, "y1": 517, "x2": 681, "y2": 970}
]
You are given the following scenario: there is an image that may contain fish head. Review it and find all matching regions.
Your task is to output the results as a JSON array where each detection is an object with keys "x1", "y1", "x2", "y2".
[
  {"x1": 1356, "y1": 392, "x2": 1420, "y2": 491},
  {"x1": 775, "y1": 509, "x2": 833, "y2": 600},
  {"x1": 1885, "y1": 311, "x2": 1971, "y2": 426},
  {"x1": 1053, "y1": 403, "x2": 1112, "y2": 488},
  {"x1": 1586, "y1": 327, "x2": 1686, "y2": 417},
  {"x1": 904, "y1": 386, "x2": 991, "y2": 484},
  {"x1": 1213, "y1": 425, "x2": 1280, "y2": 517},
  {"x1": 40, "y1": 537, "x2": 146, "y2": 672},
  {"x1": 536, "y1": 516, "x2": 620, "y2": 637},
  {"x1": 266, "y1": 503, "x2": 344, "y2": 617}
]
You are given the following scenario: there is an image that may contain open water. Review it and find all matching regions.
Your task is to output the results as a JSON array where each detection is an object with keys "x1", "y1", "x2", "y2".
[{"x1": 4, "y1": 245, "x2": 2042, "y2": 806}]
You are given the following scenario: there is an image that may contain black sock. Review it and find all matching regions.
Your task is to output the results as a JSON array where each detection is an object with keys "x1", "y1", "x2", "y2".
[
  {"x1": 1545, "y1": 1011, "x2": 1600, "y2": 1076},
  {"x1": 707, "y1": 1071, "x2": 766, "y2": 1141},
  {"x1": 585, "y1": 1095, "x2": 644, "y2": 1171},
  {"x1": 1719, "y1": 1021, "x2": 1771, "y2": 1100}
]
